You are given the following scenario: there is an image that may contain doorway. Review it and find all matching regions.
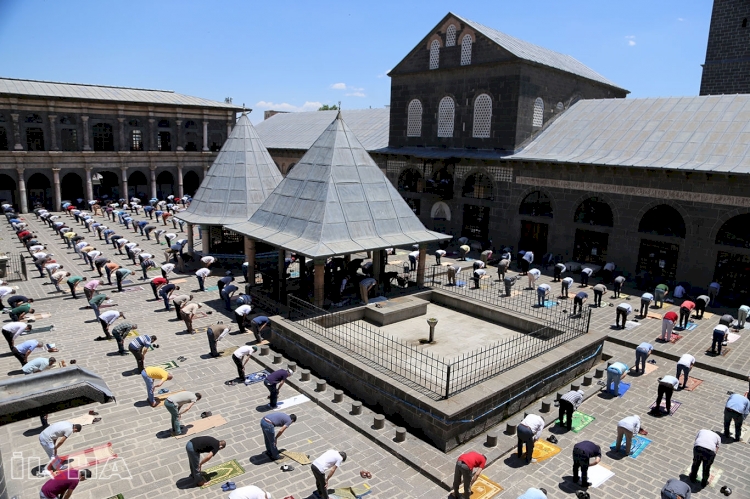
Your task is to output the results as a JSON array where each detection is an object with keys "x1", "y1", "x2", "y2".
[
  {"x1": 636, "y1": 239, "x2": 679, "y2": 281},
  {"x1": 713, "y1": 251, "x2": 750, "y2": 306},
  {"x1": 573, "y1": 229, "x2": 609, "y2": 264},
  {"x1": 519, "y1": 220, "x2": 548, "y2": 257},
  {"x1": 462, "y1": 204, "x2": 489, "y2": 243}
]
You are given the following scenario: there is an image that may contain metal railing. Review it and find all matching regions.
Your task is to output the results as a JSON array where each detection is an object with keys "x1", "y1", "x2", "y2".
[
  {"x1": 287, "y1": 294, "x2": 590, "y2": 399},
  {"x1": 0, "y1": 253, "x2": 27, "y2": 282}
]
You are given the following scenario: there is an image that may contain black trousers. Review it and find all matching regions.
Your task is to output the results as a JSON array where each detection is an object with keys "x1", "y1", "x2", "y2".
[
  {"x1": 640, "y1": 299, "x2": 650, "y2": 316},
  {"x1": 558, "y1": 399, "x2": 574, "y2": 429},
  {"x1": 517, "y1": 424, "x2": 535, "y2": 463},
  {"x1": 129, "y1": 345, "x2": 145, "y2": 371},
  {"x1": 312, "y1": 464, "x2": 329, "y2": 499},
  {"x1": 594, "y1": 290, "x2": 603, "y2": 307},
  {"x1": 232, "y1": 354, "x2": 245, "y2": 380},
  {"x1": 572, "y1": 451, "x2": 590, "y2": 483},
  {"x1": 655, "y1": 382, "x2": 674, "y2": 413},
  {"x1": 696, "y1": 301, "x2": 706, "y2": 318},
  {"x1": 573, "y1": 297, "x2": 584, "y2": 314},
  {"x1": 679, "y1": 307, "x2": 691, "y2": 328},
  {"x1": 614, "y1": 281, "x2": 623, "y2": 297},
  {"x1": 11, "y1": 347, "x2": 26, "y2": 367},
  {"x1": 690, "y1": 446, "x2": 715, "y2": 485}
]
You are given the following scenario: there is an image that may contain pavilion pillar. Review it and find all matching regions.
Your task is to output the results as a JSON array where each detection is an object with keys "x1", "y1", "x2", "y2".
[
  {"x1": 177, "y1": 162, "x2": 184, "y2": 199},
  {"x1": 372, "y1": 249, "x2": 383, "y2": 291},
  {"x1": 187, "y1": 223, "x2": 195, "y2": 255},
  {"x1": 84, "y1": 166, "x2": 94, "y2": 202},
  {"x1": 201, "y1": 225, "x2": 210, "y2": 253},
  {"x1": 120, "y1": 166, "x2": 129, "y2": 200},
  {"x1": 278, "y1": 248, "x2": 286, "y2": 302},
  {"x1": 298, "y1": 255, "x2": 307, "y2": 296},
  {"x1": 17, "y1": 167, "x2": 27, "y2": 213},
  {"x1": 244, "y1": 237, "x2": 255, "y2": 285},
  {"x1": 417, "y1": 244, "x2": 427, "y2": 287},
  {"x1": 52, "y1": 167, "x2": 61, "y2": 210},
  {"x1": 314, "y1": 258, "x2": 325, "y2": 307},
  {"x1": 202, "y1": 121, "x2": 209, "y2": 151},
  {"x1": 149, "y1": 166, "x2": 157, "y2": 200}
]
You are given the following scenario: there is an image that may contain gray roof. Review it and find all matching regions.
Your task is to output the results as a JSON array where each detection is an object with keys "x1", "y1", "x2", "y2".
[
  {"x1": 0, "y1": 77, "x2": 241, "y2": 109},
  {"x1": 229, "y1": 113, "x2": 450, "y2": 258},
  {"x1": 451, "y1": 13, "x2": 627, "y2": 91},
  {"x1": 255, "y1": 108, "x2": 390, "y2": 151},
  {"x1": 177, "y1": 113, "x2": 284, "y2": 225},
  {"x1": 376, "y1": 146, "x2": 512, "y2": 160},
  {"x1": 509, "y1": 95, "x2": 750, "y2": 173}
]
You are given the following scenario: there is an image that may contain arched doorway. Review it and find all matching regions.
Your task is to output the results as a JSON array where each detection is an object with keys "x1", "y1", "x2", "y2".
[
  {"x1": 128, "y1": 171, "x2": 148, "y2": 199},
  {"x1": 573, "y1": 197, "x2": 614, "y2": 264},
  {"x1": 713, "y1": 214, "x2": 750, "y2": 305},
  {"x1": 462, "y1": 172, "x2": 493, "y2": 200},
  {"x1": 0, "y1": 174, "x2": 16, "y2": 207},
  {"x1": 27, "y1": 173, "x2": 52, "y2": 208},
  {"x1": 636, "y1": 204, "x2": 685, "y2": 282},
  {"x1": 398, "y1": 168, "x2": 423, "y2": 193},
  {"x1": 93, "y1": 171, "x2": 120, "y2": 200},
  {"x1": 60, "y1": 173, "x2": 83, "y2": 203},
  {"x1": 518, "y1": 191, "x2": 552, "y2": 257},
  {"x1": 156, "y1": 171, "x2": 174, "y2": 198},
  {"x1": 183, "y1": 171, "x2": 200, "y2": 196}
]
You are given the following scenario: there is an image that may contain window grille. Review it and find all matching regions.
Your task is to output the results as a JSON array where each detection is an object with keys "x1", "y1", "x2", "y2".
[
  {"x1": 429, "y1": 40, "x2": 440, "y2": 70},
  {"x1": 460, "y1": 35, "x2": 472, "y2": 65},
  {"x1": 532, "y1": 97, "x2": 544, "y2": 127},
  {"x1": 446, "y1": 25, "x2": 456, "y2": 46},
  {"x1": 407, "y1": 99, "x2": 422, "y2": 137},
  {"x1": 437, "y1": 97, "x2": 455, "y2": 138},
  {"x1": 131, "y1": 130, "x2": 143, "y2": 151},
  {"x1": 472, "y1": 94, "x2": 492, "y2": 138}
]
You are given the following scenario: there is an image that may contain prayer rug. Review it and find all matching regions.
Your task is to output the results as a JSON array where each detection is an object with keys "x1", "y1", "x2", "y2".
[
  {"x1": 676, "y1": 322, "x2": 697, "y2": 331},
  {"x1": 624, "y1": 321, "x2": 641, "y2": 330},
  {"x1": 199, "y1": 459, "x2": 245, "y2": 489},
  {"x1": 281, "y1": 450, "x2": 311, "y2": 465},
  {"x1": 646, "y1": 312, "x2": 662, "y2": 319},
  {"x1": 610, "y1": 435, "x2": 651, "y2": 458},
  {"x1": 656, "y1": 333, "x2": 683, "y2": 344},
  {"x1": 587, "y1": 464, "x2": 614, "y2": 488},
  {"x1": 531, "y1": 439, "x2": 561, "y2": 462},
  {"x1": 739, "y1": 424, "x2": 750, "y2": 443},
  {"x1": 469, "y1": 475, "x2": 503, "y2": 499},
  {"x1": 727, "y1": 332, "x2": 741, "y2": 343},
  {"x1": 273, "y1": 394, "x2": 311, "y2": 410},
  {"x1": 192, "y1": 311, "x2": 209, "y2": 319},
  {"x1": 29, "y1": 312, "x2": 51, "y2": 321},
  {"x1": 649, "y1": 400, "x2": 682, "y2": 415},
  {"x1": 105, "y1": 495, "x2": 124, "y2": 499},
  {"x1": 175, "y1": 414, "x2": 227, "y2": 439},
  {"x1": 206, "y1": 285, "x2": 219, "y2": 292},
  {"x1": 456, "y1": 280, "x2": 467, "y2": 287},
  {"x1": 121, "y1": 286, "x2": 143, "y2": 292},
  {"x1": 331, "y1": 483, "x2": 372, "y2": 499},
  {"x1": 542, "y1": 300, "x2": 558, "y2": 308},
  {"x1": 215, "y1": 346, "x2": 237, "y2": 358},
  {"x1": 155, "y1": 360, "x2": 179, "y2": 371},
  {"x1": 169, "y1": 278, "x2": 187, "y2": 284},
  {"x1": 643, "y1": 363, "x2": 659, "y2": 375},
  {"x1": 68, "y1": 413, "x2": 97, "y2": 426},
  {"x1": 608, "y1": 381, "x2": 631, "y2": 397},
  {"x1": 597, "y1": 301, "x2": 610, "y2": 307},
  {"x1": 683, "y1": 377, "x2": 703, "y2": 391},
  {"x1": 702, "y1": 312, "x2": 715, "y2": 320},
  {"x1": 25, "y1": 325, "x2": 54, "y2": 334},
  {"x1": 100, "y1": 301, "x2": 118, "y2": 308},
  {"x1": 122, "y1": 280, "x2": 134, "y2": 285},
  {"x1": 125, "y1": 329, "x2": 140, "y2": 339},
  {"x1": 682, "y1": 464, "x2": 723, "y2": 488},
  {"x1": 610, "y1": 293, "x2": 630, "y2": 300},
  {"x1": 245, "y1": 371, "x2": 269, "y2": 385},
  {"x1": 388, "y1": 260, "x2": 403, "y2": 266},
  {"x1": 555, "y1": 411, "x2": 595, "y2": 433},
  {"x1": 49, "y1": 442, "x2": 117, "y2": 472}
]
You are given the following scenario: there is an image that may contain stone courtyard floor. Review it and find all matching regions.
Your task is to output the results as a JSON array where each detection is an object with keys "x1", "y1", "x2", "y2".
[{"x1": 1, "y1": 211, "x2": 749, "y2": 499}]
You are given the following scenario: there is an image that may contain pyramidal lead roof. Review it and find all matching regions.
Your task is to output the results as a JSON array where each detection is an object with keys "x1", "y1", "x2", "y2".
[
  {"x1": 228, "y1": 113, "x2": 450, "y2": 258},
  {"x1": 177, "y1": 113, "x2": 284, "y2": 225}
]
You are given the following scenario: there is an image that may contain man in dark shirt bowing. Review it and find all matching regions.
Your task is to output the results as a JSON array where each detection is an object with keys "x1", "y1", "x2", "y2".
[{"x1": 186, "y1": 436, "x2": 226, "y2": 486}]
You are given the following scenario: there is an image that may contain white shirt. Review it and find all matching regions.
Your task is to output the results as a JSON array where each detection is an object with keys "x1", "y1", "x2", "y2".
[
  {"x1": 161, "y1": 264, "x2": 175, "y2": 273},
  {"x1": 528, "y1": 269, "x2": 541, "y2": 279},
  {"x1": 714, "y1": 324, "x2": 729, "y2": 335},
  {"x1": 678, "y1": 354, "x2": 695, "y2": 367},
  {"x1": 233, "y1": 345, "x2": 254, "y2": 359},
  {"x1": 2, "y1": 322, "x2": 27, "y2": 339},
  {"x1": 409, "y1": 251, "x2": 419, "y2": 259},
  {"x1": 312, "y1": 450, "x2": 344, "y2": 473},
  {"x1": 562, "y1": 277, "x2": 574, "y2": 286},
  {"x1": 45, "y1": 263, "x2": 61, "y2": 272},
  {"x1": 538, "y1": 284, "x2": 550, "y2": 293},
  {"x1": 522, "y1": 252, "x2": 534, "y2": 263},
  {"x1": 201, "y1": 256, "x2": 215, "y2": 264},
  {"x1": 474, "y1": 269, "x2": 487, "y2": 276},
  {"x1": 660, "y1": 375, "x2": 680, "y2": 389},
  {"x1": 195, "y1": 268, "x2": 210, "y2": 277},
  {"x1": 88, "y1": 251, "x2": 101, "y2": 260},
  {"x1": 617, "y1": 303, "x2": 633, "y2": 314},
  {"x1": 694, "y1": 429, "x2": 720, "y2": 452},
  {"x1": 235, "y1": 305, "x2": 253, "y2": 316},
  {"x1": 76, "y1": 242, "x2": 88, "y2": 249},
  {"x1": 435, "y1": 249, "x2": 446, "y2": 256},
  {"x1": 520, "y1": 414, "x2": 544, "y2": 440},
  {"x1": 140, "y1": 253, "x2": 153, "y2": 260},
  {"x1": 0, "y1": 286, "x2": 14, "y2": 297},
  {"x1": 604, "y1": 262, "x2": 615, "y2": 271},
  {"x1": 582, "y1": 268, "x2": 593, "y2": 276},
  {"x1": 617, "y1": 415, "x2": 641, "y2": 434},
  {"x1": 40, "y1": 421, "x2": 74, "y2": 443},
  {"x1": 228, "y1": 485, "x2": 267, "y2": 499},
  {"x1": 99, "y1": 310, "x2": 120, "y2": 324}
]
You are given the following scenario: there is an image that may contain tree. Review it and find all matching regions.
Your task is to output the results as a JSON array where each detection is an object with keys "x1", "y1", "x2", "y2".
[{"x1": 318, "y1": 104, "x2": 339, "y2": 111}]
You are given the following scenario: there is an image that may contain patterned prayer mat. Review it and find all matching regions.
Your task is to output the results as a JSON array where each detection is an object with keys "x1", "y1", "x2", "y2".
[
  {"x1": 682, "y1": 464, "x2": 723, "y2": 487},
  {"x1": 649, "y1": 400, "x2": 682, "y2": 415},
  {"x1": 684, "y1": 377, "x2": 703, "y2": 391},
  {"x1": 656, "y1": 333, "x2": 682, "y2": 344},
  {"x1": 469, "y1": 475, "x2": 503, "y2": 499},
  {"x1": 50, "y1": 442, "x2": 117, "y2": 472},
  {"x1": 610, "y1": 435, "x2": 652, "y2": 458},
  {"x1": 155, "y1": 360, "x2": 179, "y2": 371},
  {"x1": 199, "y1": 459, "x2": 245, "y2": 488},
  {"x1": 531, "y1": 439, "x2": 561, "y2": 462},
  {"x1": 281, "y1": 450, "x2": 311, "y2": 465},
  {"x1": 555, "y1": 411, "x2": 595, "y2": 433},
  {"x1": 244, "y1": 371, "x2": 269, "y2": 385},
  {"x1": 331, "y1": 483, "x2": 372, "y2": 499}
]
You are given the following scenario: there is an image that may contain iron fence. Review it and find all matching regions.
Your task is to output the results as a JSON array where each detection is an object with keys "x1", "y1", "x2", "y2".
[
  {"x1": 287, "y1": 293, "x2": 590, "y2": 399},
  {"x1": 0, "y1": 253, "x2": 27, "y2": 282}
]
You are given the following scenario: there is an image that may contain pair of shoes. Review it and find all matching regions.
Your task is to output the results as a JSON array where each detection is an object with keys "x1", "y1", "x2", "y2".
[
  {"x1": 547, "y1": 435, "x2": 558, "y2": 444},
  {"x1": 149, "y1": 401, "x2": 158, "y2": 407},
  {"x1": 280, "y1": 464, "x2": 294, "y2": 471},
  {"x1": 220, "y1": 481, "x2": 236, "y2": 491}
]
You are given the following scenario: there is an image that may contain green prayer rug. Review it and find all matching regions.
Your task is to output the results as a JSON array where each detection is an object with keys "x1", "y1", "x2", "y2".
[
  {"x1": 200, "y1": 459, "x2": 245, "y2": 488},
  {"x1": 105, "y1": 494, "x2": 124, "y2": 499},
  {"x1": 555, "y1": 411, "x2": 595, "y2": 433},
  {"x1": 155, "y1": 360, "x2": 179, "y2": 371}
]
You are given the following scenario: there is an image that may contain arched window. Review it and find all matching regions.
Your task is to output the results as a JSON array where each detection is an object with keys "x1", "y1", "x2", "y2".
[
  {"x1": 158, "y1": 131, "x2": 171, "y2": 151},
  {"x1": 429, "y1": 168, "x2": 454, "y2": 199},
  {"x1": 0, "y1": 127, "x2": 8, "y2": 151},
  {"x1": 25, "y1": 114, "x2": 42, "y2": 124},
  {"x1": 398, "y1": 168, "x2": 423, "y2": 192},
  {"x1": 26, "y1": 128, "x2": 44, "y2": 151},
  {"x1": 59, "y1": 116, "x2": 75, "y2": 125},
  {"x1": 156, "y1": 171, "x2": 174, "y2": 197},
  {"x1": 716, "y1": 214, "x2": 750, "y2": 248},
  {"x1": 473, "y1": 94, "x2": 492, "y2": 138},
  {"x1": 407, "y1": 99, "x2": 422, "y2": 137},
  {"x1": 429, "y1": 39, "x2": 440, "y2": 70},
  {"x1": 437, "y1": 96, "x2": 455, "y2": 138},
  {"x1": 131, "y1": 130, "x2": 143, "y2": 151},
  {"x1": 463, "y1": 172, "x2": 493, "y2": 200},
  {"x1": 574, "y1": 197, "x2": 614, "y2": 226},
  {"x1": 519, "y1": 191, "x2": 553, "y2": 218},
  {"x1": 128, "y1": 119, "x2": 142, "y2": 127},
  {"x1": 158, "y1": 119, "x2": 171, "y2": 128},
  {"x1": 460, "y1": 34, "x2": 472, "y2": 65},
  {"x1": 638, "y1": 205, "x2": 686, "y2": 238},
  {"x1": 184, "y1": 132, "x2": 198, "y2": 151},
  {"x1": 532, "y1": 97, "x2": 544, "y2": 127},
  {"x1": 183, "y1": 171, "x2": 200, "y2": 196},
  {"x1": 184, "y1": 120, "x2": 198, "y2": 129},
  {"x1": 446, "y1": 25, "x2": 456, "y2": 46},
  {"x1": 92, "y1": 123, "x2": 114, "y2": 151}
]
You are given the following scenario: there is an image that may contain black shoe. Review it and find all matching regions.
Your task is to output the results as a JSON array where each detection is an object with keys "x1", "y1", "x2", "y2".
[
  {"x1": 581, "y1": 481, "x2": 592, "y2": 487},
  {"x1": 689, "y1": 475, "x2": 697, "y2": 483},
  {"x1": 701, "y1": 480, "x2": 709, "y2": 487}
]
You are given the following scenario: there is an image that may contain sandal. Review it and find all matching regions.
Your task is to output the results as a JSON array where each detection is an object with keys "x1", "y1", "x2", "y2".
[
  {"x1": 92, "y1": 417, "x2": 102, "y2": 423},
  {"x1": 360, "y1": 470, "x2": 372, "y2": 479},
  {"x1": 88, "y1": 410, "x2": 99, "y2": 416}
]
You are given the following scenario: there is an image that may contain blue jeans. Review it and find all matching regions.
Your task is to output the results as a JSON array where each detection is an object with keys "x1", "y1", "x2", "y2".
[
  {"x1": 197, "y1": 275, "x2": 205, "y2": 291},
  {"x1": 160, "y1": 291, "x2": 170, "y2": 310},
  {"x1": 264, "y1": 381, "x2": 279, "y2": 408},
  {"x1": 607, "y1": 369, "x2": 622, "y2": 395},
  {"x1": 91, "y1": 302, "x2": 101, "y2": 320},
  {"x1": 165, "y1": 400, "x2": 181, "y2": 434},
  {"x1": 635, "y1": 348, "x2": 649, "y2": 372},
  {"x1": 261, "y1": 418, "x2": 279, "y2": 459},
  {"x1": 142, "y1": 370, "x2": 155, "y2": 405},
  {"x1": 186, "y1": 440, "x2": 202, "y2": 483},
  {"x1": 537, "y1": 289, "x2": 546, "y2": 306}
]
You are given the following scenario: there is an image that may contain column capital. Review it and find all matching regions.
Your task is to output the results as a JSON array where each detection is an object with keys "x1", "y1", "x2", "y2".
[
  {"x1": 51, "y1": 167, "x2": 61, "y2": 173},
  {"x1": 148, "y1": 118, "x2": 155, "y2": 123},
  {"x1": 16, "y1": 166, "x2": 24, "y2": 174},
  {"x1": 10, "y1": 113, "x2": 19, "y2": 121},
  {"x1": 81, "y1": 115, "x2": 89, "y2": 122},
  {"x1": 48, "y1": 114, "x2": 57, "y2": 120},
  {"x1": 175, "y1": 119, "x2": 182, "y2": 126},
  {"x1": 117, "y1": 117, "x2": 126, "y2": 123},
  {"x1": 202, "y1": 120, "x2": 209, "y2": 125},
  {"x1": 120, "y1": 165, "x2": 128, "y2": 172},
  {"x1": 84, "y1": 165, "x2": 93, "y2": 172},
  {"x1": 149, "y1": 165, "x2": 157, "y2": 171}
]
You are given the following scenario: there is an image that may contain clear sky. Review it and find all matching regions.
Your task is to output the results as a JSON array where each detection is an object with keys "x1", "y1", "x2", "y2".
[{"x1": 0, "y1": 0, "x2": 714, "y2": 123}]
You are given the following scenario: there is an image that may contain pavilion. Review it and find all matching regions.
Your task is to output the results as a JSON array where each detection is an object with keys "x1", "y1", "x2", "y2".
[
  {"x1": 176, "y1": 111, "x2": 283, "y2": 256},
  {"x1": 228, "y1": 112, "x2": 450, "y2": 306}
]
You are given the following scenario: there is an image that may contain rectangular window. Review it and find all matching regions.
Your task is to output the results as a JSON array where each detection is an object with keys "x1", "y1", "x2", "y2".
[
  {"x1": 60, "y1": 128, "x2": 78, "y2": 151},
  {"x1": 131, "y1": 130, "x2": 143, "y2": 151}
]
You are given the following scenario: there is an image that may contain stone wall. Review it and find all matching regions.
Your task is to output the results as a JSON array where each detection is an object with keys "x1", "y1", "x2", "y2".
[{"x1": 700, "y1": 0, "x2": 750, "y2": 95}]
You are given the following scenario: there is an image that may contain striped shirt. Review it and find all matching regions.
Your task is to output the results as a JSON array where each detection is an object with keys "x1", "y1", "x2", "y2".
[
  {"x1": 560, "y1": 390, "x2": 584, "y2": 409},
  {"x1": 129, "y1": 335, "x2": 152, "y2": 350}
]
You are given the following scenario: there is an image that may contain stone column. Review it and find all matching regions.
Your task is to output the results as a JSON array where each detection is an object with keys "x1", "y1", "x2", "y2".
[
  {"x1": 52, "y1": 167, "x2": 61, "y2": 210},
  {"x1": 277, "y1": 248, "x2": 286, "y2": 301},
  {"x1": 17, "y1": 167, "x2": 27, "y2": 213},
  {"x1": 416, "y1": 245, "x2": 427, "y2": 286},
  {"x1": 47, "y1": 115, "x2": 58, "y2": 151},
  {"x1": 187, "y1": 223, "x2": 195, "y2": 255},
  {"x1": 81, "y1": 115, "x2": 91, "y2": 151},
  {"x1": 244, "y1": 237, "x2": 255, "y2": 282},
  {"x1": 227, "y1": 122, "x2": 232, "y2": 137},
  {"x1": 298, "y1": 254, "x2": 307, "y2": 296},
  {"x1": 177, "y1": 163, "x2": 184, "y2": 199},
  {"x1": 10, "y1": 113, "x2": 22, "y2": 150},
  {"x1": 84, "y1": 166, "x2": 94, "y2": 201},
  {"x1": 372, "y1": 249, "x2": 382, "y2": 290},
  {"x1": 149, "y1": 166, "x2": 157, "y2": 199},
  {"x1": 120, "y1": 166, "x2": 129, "y2": 200},
  {"x1": 202, "y1": 121, "x2": 209, "y2": 151},
  {"x1": 148, "y1": 119, "x2": 156, "y2": 151},
  {"x1": 117, "y1": 117, "x2": 126, "y2": 151},
  {"x1": 201, "y1": 225, "x2": 210, "y2": 254},
  {"x1": 314, "y1": 258, "x2": 326, "y2": 307},
  {"x1": 175, "y1": 120, "x2": 184, "y2": 151}
]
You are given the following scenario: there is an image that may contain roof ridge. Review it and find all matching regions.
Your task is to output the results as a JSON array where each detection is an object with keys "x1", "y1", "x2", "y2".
[{"x1": 0, "y1": 76, "x2": 174, "y2": 93}]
